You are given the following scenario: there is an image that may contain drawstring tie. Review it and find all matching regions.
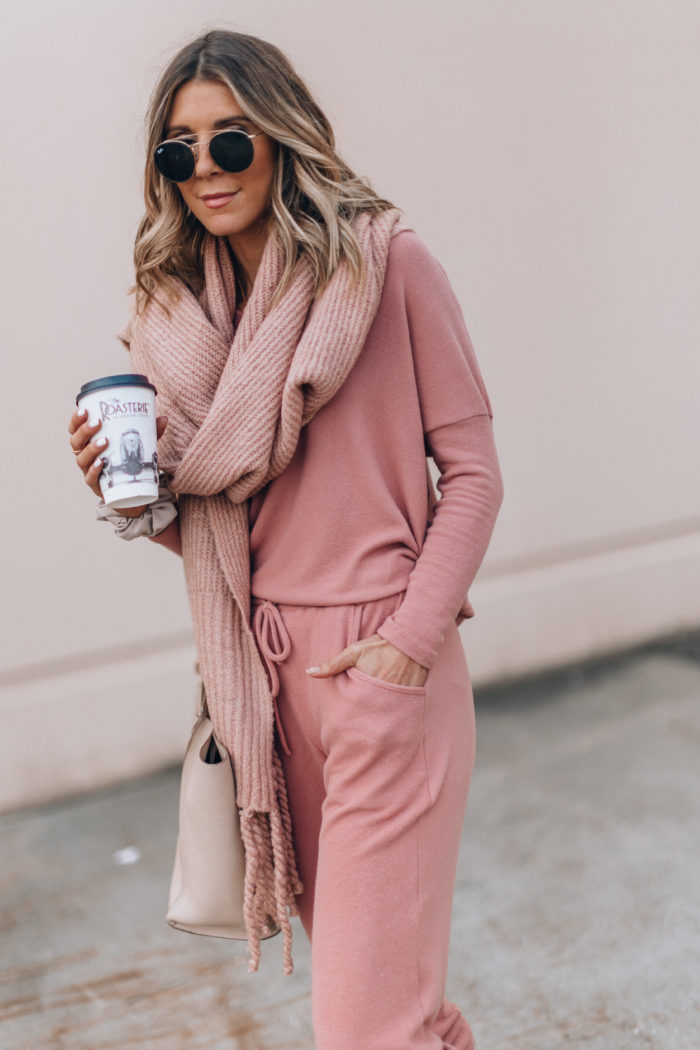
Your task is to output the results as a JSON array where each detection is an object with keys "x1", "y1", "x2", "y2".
[{"x1": 252, "y1": 600, "x2": 292, "y2": 756}]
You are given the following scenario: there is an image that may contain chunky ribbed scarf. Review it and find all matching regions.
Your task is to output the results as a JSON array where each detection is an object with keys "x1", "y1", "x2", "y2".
[{"x1": 121, "y1": 207, "x2": 405, "y2": 973}]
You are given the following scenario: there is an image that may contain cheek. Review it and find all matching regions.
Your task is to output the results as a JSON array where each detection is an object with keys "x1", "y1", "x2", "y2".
[
  {"x1": 248, "y1": 146, "x2": 276, "y2": 199},
  {"x1": 177, "y1": 184, "x2": 197, "y2": 211}
]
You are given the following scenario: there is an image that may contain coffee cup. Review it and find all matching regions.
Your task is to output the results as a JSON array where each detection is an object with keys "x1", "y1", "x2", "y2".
[{"x1": 76, "y1": 374, "x2": 159, "y2": 509}]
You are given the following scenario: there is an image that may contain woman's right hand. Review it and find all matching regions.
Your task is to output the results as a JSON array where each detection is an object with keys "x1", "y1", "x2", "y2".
[{"x1": 68, "y1": 407, "x2": 169, "y2": 516}]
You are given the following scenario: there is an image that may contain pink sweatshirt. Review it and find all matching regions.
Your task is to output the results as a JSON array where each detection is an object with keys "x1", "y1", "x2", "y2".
[{"x1": 152, "y1": 230, "x2": 503, "y2": 669}]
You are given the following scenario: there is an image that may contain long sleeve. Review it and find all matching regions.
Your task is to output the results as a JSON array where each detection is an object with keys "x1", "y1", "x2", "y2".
[{"x1": 375, "y1": 414, "x2": 503, "y2": 668}]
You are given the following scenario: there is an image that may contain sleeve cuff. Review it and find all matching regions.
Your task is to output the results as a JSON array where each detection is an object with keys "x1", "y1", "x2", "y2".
[
  {"x1": 375, "y1": 618, "x2": 440, "y2": 670},
  {"x1": 377, "y1": 589, "x2": 475, "y2": 669}
]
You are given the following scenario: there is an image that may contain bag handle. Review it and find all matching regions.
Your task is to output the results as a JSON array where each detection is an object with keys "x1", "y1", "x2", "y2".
[{"x1": 194, "y1": 661, "x2": 210, "y2": 720}]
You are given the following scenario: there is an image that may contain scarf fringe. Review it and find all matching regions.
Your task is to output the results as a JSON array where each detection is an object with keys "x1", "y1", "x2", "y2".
[{"x1": 241, "y1": 748, "x2": 302, "y2": 975}]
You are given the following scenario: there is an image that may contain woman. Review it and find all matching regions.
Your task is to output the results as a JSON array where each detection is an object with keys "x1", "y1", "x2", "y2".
[{"x1": 68, "y1": 29, "x2": 503, "y2": 1050}]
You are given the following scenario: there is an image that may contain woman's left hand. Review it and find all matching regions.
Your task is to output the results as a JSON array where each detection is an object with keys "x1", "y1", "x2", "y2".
[{"x1": 306, "y1": 633, "x2": 428, "y2": 688}]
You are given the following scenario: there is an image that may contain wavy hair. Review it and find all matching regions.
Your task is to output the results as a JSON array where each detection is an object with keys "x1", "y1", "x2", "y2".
[{"x1": 133, "y1": 29, "x2": 398, "y2": 314}]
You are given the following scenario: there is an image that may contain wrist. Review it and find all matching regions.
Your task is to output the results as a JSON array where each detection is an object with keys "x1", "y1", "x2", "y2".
[
  {"x1": 117, "y1": 504, "x2": 148, "y2": 518},
  {"x1": 96, "y1": 473, "x2": 178, "y2": 540}
]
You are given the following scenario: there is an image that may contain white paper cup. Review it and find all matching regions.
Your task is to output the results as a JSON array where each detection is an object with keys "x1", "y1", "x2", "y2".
[{"x1": 76, "y1": 374, "x2": 159, "y2": 509}]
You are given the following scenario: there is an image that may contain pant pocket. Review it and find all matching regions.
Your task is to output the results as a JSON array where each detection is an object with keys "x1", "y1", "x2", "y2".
[
  {"x1": 345, "y1": 664, "x2": 426, "y2": 696},
  {"x1": 347, "y1": 592, "x2": 427, "y2": 696}
]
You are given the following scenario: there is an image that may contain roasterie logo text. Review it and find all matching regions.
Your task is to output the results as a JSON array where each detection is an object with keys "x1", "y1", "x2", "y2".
[{"x1": 99, "y1": 397, "x2": 151, "y2": 420}]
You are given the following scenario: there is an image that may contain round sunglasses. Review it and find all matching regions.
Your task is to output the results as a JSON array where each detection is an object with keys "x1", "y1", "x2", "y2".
[{"x1": 154, "y1": 128, "x2": 263, "y2": 183}]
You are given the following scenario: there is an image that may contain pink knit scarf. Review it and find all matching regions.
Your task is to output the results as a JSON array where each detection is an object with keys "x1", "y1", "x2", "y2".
[{"x1": 122, "y1": 207, "x2": 405, "y2": 972}]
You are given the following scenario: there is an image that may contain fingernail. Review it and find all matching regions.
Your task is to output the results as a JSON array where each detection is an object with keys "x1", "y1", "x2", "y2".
[
  {"x1": 96, "y1": 436, "x2": 108, "y2": 447},
  {"x1": 94, "y1": 457, "x2": 102, "y2": 467},
  {"x1": 89, "y1": 417, "x2": 99, "y2": 428},
  {"x1": 306, "y1": 666, "x2": 320, "y2": 675},
  {"x1": 76, "y1": 406, "x2": 87, "y2": 417}
]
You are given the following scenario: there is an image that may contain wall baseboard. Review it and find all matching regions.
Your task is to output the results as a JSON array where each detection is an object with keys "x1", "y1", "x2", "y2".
[
  {"x1": 0, "y1": 645, "x2": 198, "y2": 814},
  {"x1": 3, "y1": 530, "x2": 699, "y2": 813},
  {"x1": 462, "y1": 530, "x2": 700, "y2": 686}
]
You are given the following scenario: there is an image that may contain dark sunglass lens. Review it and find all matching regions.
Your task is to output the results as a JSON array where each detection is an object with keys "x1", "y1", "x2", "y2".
[
  {"x1": 210, "y1": 131, "x2": 254, "y2": 173},
  {"x1": 154, "y1": 141, "x2": 195, "y2": 182}
]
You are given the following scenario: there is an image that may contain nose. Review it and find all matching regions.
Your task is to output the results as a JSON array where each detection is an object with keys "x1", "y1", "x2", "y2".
[{"x1": 192, "y1": 138, "x2": 220, "y2": 179}]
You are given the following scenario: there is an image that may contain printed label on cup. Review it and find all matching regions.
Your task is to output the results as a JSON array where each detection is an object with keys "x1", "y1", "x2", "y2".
[{"x1": 76, "y1": 374, "x2": 159, "y2": 510}]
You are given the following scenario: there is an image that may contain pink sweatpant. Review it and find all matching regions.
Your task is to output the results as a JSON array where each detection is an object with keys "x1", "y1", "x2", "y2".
[{"x1": 251, "y1": 590, "x2": 476, "y2": 1050}]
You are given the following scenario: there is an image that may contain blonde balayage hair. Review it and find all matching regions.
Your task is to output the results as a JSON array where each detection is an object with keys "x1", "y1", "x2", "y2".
[{"x1": 134, "y1": 29, "x2": 398, "y2": 314}]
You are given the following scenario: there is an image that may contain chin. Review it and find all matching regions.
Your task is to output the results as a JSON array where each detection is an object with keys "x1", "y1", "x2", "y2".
[
  {"x1": 194, "y1": 211, "x2": 235, "y2": 232},
  {"x1": 205, "y1": 214, "x2": 261, "y2": 239}
]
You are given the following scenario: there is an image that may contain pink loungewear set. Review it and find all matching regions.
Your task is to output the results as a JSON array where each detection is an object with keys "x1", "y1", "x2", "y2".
[{"x1": 155, "y1": 229, "x2": 503, "y2": 1050}]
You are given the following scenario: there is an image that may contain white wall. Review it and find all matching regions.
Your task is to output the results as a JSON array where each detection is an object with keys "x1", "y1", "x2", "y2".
[{"x1": 2, "y1": 0, "x2": 699, "y2": 810}]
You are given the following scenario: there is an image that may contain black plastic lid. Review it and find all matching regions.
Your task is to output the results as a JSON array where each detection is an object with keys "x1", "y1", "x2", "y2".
[{"x1": 76, "y1": 374, "x2": 157, "y2": 404}]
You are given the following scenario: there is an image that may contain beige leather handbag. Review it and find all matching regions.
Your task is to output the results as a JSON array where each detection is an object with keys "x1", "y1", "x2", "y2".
[{"x1": 166, "y1": 676, "x2": 279, "y2": 940}]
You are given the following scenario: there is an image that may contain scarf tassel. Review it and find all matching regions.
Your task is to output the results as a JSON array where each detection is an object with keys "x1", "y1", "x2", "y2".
[{"x1": 241, "y1": 748, "x2": 302, "y2": 975}]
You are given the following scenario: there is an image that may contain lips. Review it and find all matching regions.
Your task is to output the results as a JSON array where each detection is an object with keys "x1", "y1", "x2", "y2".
[{"x1": 200, "y1": 191, "x2": 239, "y2": 209}]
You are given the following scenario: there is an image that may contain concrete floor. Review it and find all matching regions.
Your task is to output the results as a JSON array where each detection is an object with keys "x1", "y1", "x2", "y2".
[{"x1": 2, "y1": 634, "x2": 700, "y2": 1050}]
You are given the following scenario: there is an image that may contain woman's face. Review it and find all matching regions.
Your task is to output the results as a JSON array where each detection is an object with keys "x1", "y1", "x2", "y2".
[{"x1": 164, "y1": 78, "x2": 276, "y2": 253}]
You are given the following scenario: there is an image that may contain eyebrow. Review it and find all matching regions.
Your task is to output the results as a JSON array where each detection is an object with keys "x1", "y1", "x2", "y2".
[{"x1": 165, "y1": 115, "x2": 255, "y2": 136}]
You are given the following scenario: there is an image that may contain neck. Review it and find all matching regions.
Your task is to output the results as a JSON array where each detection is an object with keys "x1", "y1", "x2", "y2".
[{"x1": 226, "y1": 221, "x2": 268, "y2": 303}]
